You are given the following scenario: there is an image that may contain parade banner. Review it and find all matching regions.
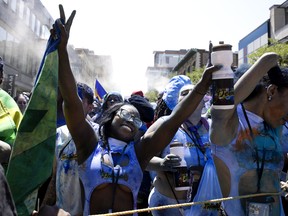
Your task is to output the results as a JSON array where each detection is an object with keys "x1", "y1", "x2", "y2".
[{"x1": 6, "y1": 21, "x2": 61, "y2": 216}]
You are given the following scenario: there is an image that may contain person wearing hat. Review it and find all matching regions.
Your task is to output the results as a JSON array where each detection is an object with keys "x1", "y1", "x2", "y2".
[
  {"x1": 131, "y1": 90, "x2": 144, "y2": 98},
  {"x1": 148, "y1": 83, "x2": 211, "y2": 216},
  {"x1": 153, "y1": 75, "x2": 192, "y2": 122},
  {"x1": 0, "y1": 57, "x2": 22, "y2": 167},
  {"x1": 126, "y1": 94, "x2": 154, "y2": 139},
  {"x1": 54, "y1": 5, "x2": 221, "y2": 215},
  {"x1": 92, "y1": 91, "x2": 123, "y2": 124},
  {"x1": 125, "y1": 93, "x2": 155, "y2": 215}
]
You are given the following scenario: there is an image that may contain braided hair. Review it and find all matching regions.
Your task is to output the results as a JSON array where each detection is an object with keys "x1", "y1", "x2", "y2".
[{"x1": 153, "y1": 98, "x2": 172, "y2": 122}]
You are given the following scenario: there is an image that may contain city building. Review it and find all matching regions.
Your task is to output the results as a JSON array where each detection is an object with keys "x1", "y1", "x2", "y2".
[
  {"x1": 0, "y1": 0, "x2": 53, "y2": 95},
  {"x1": 0, "y1": 0, "x2": 112, "y2": 97},
  {"x1": 146, "y1": 44, "x2": 238, "y2": 91},
  {"x1": 146, "y1": 49, "x2": 189, "y2": 90},
  {"x1": 172, "y1": 48, "x2": 210, "y2": 75},
  {"x1": 238, "y1": 0, "x2": 288, "y2": 65},
  {"x1": 71, "y1": 47, "x2": 113, "y2": 93}
]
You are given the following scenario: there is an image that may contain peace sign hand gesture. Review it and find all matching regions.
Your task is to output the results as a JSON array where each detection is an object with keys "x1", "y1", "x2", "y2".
[{"x1": 56, "y1": 4, "x2": 76, "y2": 50}]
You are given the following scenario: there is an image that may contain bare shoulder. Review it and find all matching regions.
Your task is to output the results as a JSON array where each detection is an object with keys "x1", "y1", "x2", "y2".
[{"x1": 145, "y1": 116, "x2": 167, "y2": 134}]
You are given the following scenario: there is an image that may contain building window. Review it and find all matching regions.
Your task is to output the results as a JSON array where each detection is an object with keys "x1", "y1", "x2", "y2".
[
  {"x1": 10, "y1": 0, "x2": 17, "y2": 12},
  {"x1": 247, "y1": 42, "x2": 254, "y2": 55},
  {"x1": 159, "y1": 57, "x2": 162, "y2": 65},
  {"x1": 17, "y1": 41, "x2": 27, "y2": 73},
  {"x1": 25, "y1": 8, "x2": 30, "y2": 26},
  {"x1": 155, "y1": 54, "x2": 159, "y2": 65},
  {"x1": 165, "y1": 56, "x2": 169, "y2": 64},
  {"x1": 5, "y1": 32, "x2": 14, "y2": 65},
  {"x1": 254, "y1": 37, "x2": 261, "y2": 51},
  {"x1": 0, "y1": 26, "x2": 6, "y2": 42},
  {"x1": 36, "y1": 20, "x2": 40, "y2": 37},
  {"x1": 19, "y1": 0, "x2": 25, "y2": 19},
  {"x1": 260, "y1": 34, "x2": 268, "y2": 47},
  {"x1": 40, "y1": 25, "x2": 50, "y2": 40},
  {"x1": 31, "y1": 14, "x2": 36, "y2": 32},
  {"x1": 0, "y1": 27, "x2": 7, "y2": 58}
]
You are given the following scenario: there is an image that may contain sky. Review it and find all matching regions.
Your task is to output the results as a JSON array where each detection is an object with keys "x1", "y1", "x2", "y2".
[{"x1": 40, "y1": 0, "x2": 285, "y2": 97}]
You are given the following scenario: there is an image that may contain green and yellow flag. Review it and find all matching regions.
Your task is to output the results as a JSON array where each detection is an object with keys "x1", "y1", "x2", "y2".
[
  {"x1": 0, "y1": 88, "x2": 22, "y2": 146},
  {"x1": 6, "y1": 21, "x2": 61, "y2": 216}
]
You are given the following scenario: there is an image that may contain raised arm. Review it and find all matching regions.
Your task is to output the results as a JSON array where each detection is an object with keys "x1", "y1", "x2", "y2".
[
  {"x1": 210, "y1": 52, "x2": 279, "y2": 146},
  {"x1": 56, "y1": 5, "x2": 97, "y2": 164},
  {"x1": 137, "y1": 65, "x2": 221, "y2": 168},
  {"x1": 234, "y1": 52, "x2": 279, "y2": 104}
]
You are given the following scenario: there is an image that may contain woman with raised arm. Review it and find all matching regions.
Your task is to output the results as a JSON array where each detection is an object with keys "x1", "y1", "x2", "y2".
[
  {"x1": 148, "y1": 83, "x2": 211, "y2": 216},
  {"x1": 55, "y1": 4, "x2": 220, "y2": 215},
  {"x1": 210, "y1": 52, "x2": 287, "y2": 215}
]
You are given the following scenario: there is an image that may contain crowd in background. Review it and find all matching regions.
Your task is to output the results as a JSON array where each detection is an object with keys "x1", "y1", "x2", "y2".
[{"x1": 1, "y1": 4, "x2": 288, "y2": 216}]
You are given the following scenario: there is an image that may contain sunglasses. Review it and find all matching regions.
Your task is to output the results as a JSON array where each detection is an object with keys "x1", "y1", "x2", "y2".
[{"x1": 117, "y1": 108, "x2": 142, "y2": 129}]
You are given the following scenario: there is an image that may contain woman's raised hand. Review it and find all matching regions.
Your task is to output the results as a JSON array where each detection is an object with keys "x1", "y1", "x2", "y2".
[{"x1": 57, "y1": 4, "x2": 76, "y2": 48}]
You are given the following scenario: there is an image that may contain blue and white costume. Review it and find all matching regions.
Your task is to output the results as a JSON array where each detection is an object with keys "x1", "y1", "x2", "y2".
[
  {"x1": 79, "y1": 138, "x2": 143, "y2": 215},
  {"x1": 211, "y1": 105, "x2": 284, "y2": 215},
  {"x1": 55, "y1": 122, "x2": 98, "y2": 216},
  {"x1": 149, "y1": 118, "x2": 210, "y2": 216}
]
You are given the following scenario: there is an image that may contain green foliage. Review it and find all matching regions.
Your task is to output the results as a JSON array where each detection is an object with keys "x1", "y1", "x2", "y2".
[
  {"x1": 186, "y1": 67, "x2": 205, "y2": 84},
  {"x1": 248, "y1": 39, "x2": 288, "y2": 66},
  {"x1": 168, "y1": 71, "x2": 178, "y2": 79},
  {"x1": 167, "y1": 67, "x2": 205, "y2": 85},
  {"x1": 145, "y1": 88, "x2": 159, "y2": 102}
]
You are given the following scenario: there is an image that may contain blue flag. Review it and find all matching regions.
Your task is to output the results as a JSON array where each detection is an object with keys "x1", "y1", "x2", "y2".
[{"x1": 95, "y1": 79, "x2": 107, "y2": 101}]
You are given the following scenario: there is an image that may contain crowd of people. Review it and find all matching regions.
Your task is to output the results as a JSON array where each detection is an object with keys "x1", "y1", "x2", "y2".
[{"x1": 1, "y1": 4, "x2": 288, "y2": 216}]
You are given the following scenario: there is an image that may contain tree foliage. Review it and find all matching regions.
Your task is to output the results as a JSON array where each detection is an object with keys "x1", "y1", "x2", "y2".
[
  {"x1": 169, "y1": 68, "x2": 205, "y2": 84},
  {"x1": 186, "y1": 67, "x2": 205, "y2": 84},
  {"x1": 145, "y1": 88, "x2": 159, "y2": 102},
  {"x1": 248, "y1": 39, "x2": 288, "y2": 66}
]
